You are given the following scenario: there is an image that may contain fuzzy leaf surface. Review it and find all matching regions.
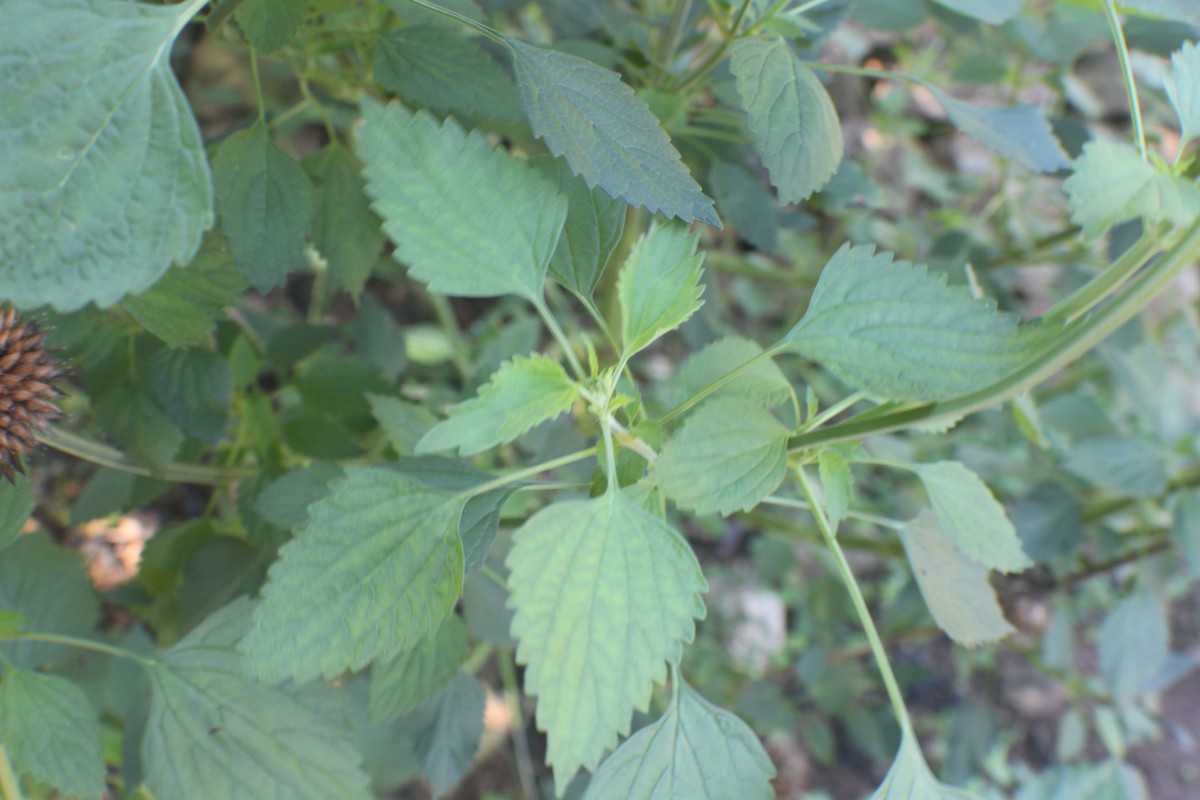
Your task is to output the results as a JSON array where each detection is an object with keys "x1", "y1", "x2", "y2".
[
  {"x1": 584, "y1": 679, "x2": 774, "y2": 800},
  {"x1": 243, "y1": 468, "x2": 464, "y2": 684},
  {"x1": 1165, "y1": 41, "x2": 1200, "y2": 144},
  {"x1": 730, "y1": 37, "x2": 843, "y2": 203},
  {"x1": 370, "y1": 615, "x2": 470, "y2": 723},
  {"x1": 417, "y1": 355, "x2": 579, "y2": 456},
  {"x1": 658, "y1": 399, "x2": 790, "y2": 516},
  {"x1": 666, "y1": 336, "x2": 792, "y2": 411},
  {"x1": 915, "y1": 461, "x2": 1032, "y2": 573},
  {"x1": 926, "y1": 86, "x2": 1070, "y2": 172},
  {"x1": 359, "y1": 100, "x2": 567, "y2": 300},
  {"x1": 507, "y1": 491, "x2": 707, "y2": 793},
  {"x1": 618, "y1": 223, "x2": 705, "y2": 358},
  {"x1": 533, "y1": 157, "x2": 627, "y2": 298},
  {"x1": 0, "y1": 0, "x2": 213, "y2": 310},
  {"x1": 900, "y1": 511, "x2": 1015, "y2": 646},
  {"x1": 1065, "y1": 140, "x2": 1200, "y2": 238},
  {"x1": 506, "y1": 39, "x2": 717, "y2": 226},
  {"x1": 0, "y1": 668, "x2": 105, "y2": 800},
  {"x1": 778, "y1": 244, "x2": 1026, "y2": 402}
]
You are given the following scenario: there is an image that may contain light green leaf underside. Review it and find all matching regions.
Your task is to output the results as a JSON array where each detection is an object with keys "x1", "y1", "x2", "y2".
[
  {"x1": 584, "y1": 679, "x2": 775, "y2": 800},
  {"x1": 507, "y1": 492, "x2": 707, "y2": 794},
  {"x1": 818, "y1": 450, "x2": 853, "y2": 529},
  {"x1": 0, "y1": 0, "x2": 213, "y2": 311},
  {"x1": 1064, "y1": 139, "x2": 1200, "y2": 238},
  {"x1": 369, "y1": 615, "x2": 470, "y2": 723},
  {"x1": 506, "y1": 38, "x2": 718, "y2": 227},
  {"x1": 871, "y1": 734, "x2": 984, "y2": 800},
  {"x1": 901, "y1": 510, "x2": 1015, "y2": 647},
  {"x1": 928, "y1": 0, "x2": 1023, "y2": 25},
  {"x1": 658, "y1": 399, "x2": 790, "y2": 516},
  {"x1": 243, "y1": 467, "x2": 464, "y2": 684},
  {"x1": 0, "y1": 668, "x2": 105, "y2": 800},
  {"x1": 1165, "y1": 41, "x2": 1200, "y2": 145},
  {"x1": 358, "y1": 100, "x2": 567, "y2": 300},
  {"x1": 666, "y1": 336, "x2": 793, "y2": 411},
  {"x1": 1099, "y1": 591, "x2": 1170, "y2": 704},
  {"x1": 915, "y1": 461, "x2": 1032, "y2": 573},
  {"x1": 408, "y1": 671, "x2": 486, "y2": 797},
  {"x1": 418, "y1": 354, "x2": 579, "y2": 456},
  {"x1": 925, "y1": 85, "x2": 1070, "y2": 173},
  {"x1": 778, "y1": 244, "x2": 1027, "y2": 402},
  {"x1": 730, "y1": 37, "x2": 844, "y2": 203},
  {"x1": 618, "y1": 222, "x2": 705, "y2": 358},
  {"x1": 146, "y1": 601, "x2": 371, "y2": 800}
]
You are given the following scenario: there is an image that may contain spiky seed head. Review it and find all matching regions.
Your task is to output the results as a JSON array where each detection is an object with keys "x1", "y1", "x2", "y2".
[{"x1": 0, "y1": 306, "x2": 61, "y2": 483}]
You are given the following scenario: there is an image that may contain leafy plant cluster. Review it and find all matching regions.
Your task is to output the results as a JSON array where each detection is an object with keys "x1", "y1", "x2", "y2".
[{"x1": 2, "y1": 0, "x2": 1200, "y2": 798}]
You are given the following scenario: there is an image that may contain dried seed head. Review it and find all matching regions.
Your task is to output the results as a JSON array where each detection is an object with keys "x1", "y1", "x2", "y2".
[{"x1": 0, "y1": 306, "x2": 61, "y2": 483}]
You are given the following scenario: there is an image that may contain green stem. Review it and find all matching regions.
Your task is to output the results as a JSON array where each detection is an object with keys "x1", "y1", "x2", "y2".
[
  {"x1": 1040, "y1": 232, "x2": 1158, "y2": 326},
  {"x1": 5, "y1": 632, "x2": 154, "y2": 667},
  {"x1": 466, "y1": 447, "x2": 597, "y2": 498},
  {"x1": 534, "y1": 299, "x2": 587, "y2": 381},
  {"x1": 463, "y1": 642, "x2": 495, "y2": 674},
  {"x1": 37, "y1": 427, "x2": 255, "y2": 485},
  {"x1": 402, "y1": 0, "x2": 505, "y2": 45},
  {"x1": 657, "y1": 348, "x2": 777, "y2": 425},
  {"x1": 794, "y1": 465, "x2": 915, "y2": 737},
  {"x1": 249, "y1": 47, "x2": 266, "y2": 123},
  {"x1": 0, "y1": 746, "x2": 20, "y2": 800},
  {"x1": 760, "y1": 494, "x2": 908, "y2": 530},
  {"x1": 428, "y1": 294, "x2": 473, "y2": 383},
  {"x1": 202, "y1": 0, "x2": 251, "y2": 32},
  {"x1": 674, "y1": 0, "x2": 754, "y2": 92},
  {"x1": 801, "y1": 391, "x2": 865, "y2": 431},
  {"x1": 655, "y1": 0, "x2": 694, "y2": 67},
  {"x1": 1102, "y1": 0, "x2": 1147, "y2": 160}
]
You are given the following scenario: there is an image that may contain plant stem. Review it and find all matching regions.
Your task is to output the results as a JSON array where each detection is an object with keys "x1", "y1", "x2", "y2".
[
  {"x1": 5, "y1": 632, "x2": 154, "y2": 667},
  {"x1": 37, "y1": 427, "x2": 255, "y2": 484},
  {"x1": 202, "y1": 0, "x2": 251, "y2": 32},
  {"x1": 657, "y1": 348, "x2": 776, "y2": 424},
  {"x1": 674, "y1": 0, "x2": 754, "y2": 92},
  {"x1": 466, "y1": 447, "x2": 597, "y2": 497},
  {"x1": 795, "y1": 465, "x2": 915, "y2": 738},
  {"x1": 655, "y1": 0, "x2": 694, "y2": 67},
  {"x1": 428, "y1": 294, "x2": 473, "y2": 383},
  {"x1": 761, "y1": 494, "x2": 908, "y2": 530},
  {"x1": 499, "y1": 650, "x2": 538, "y2": 800},
  {"x1": 1102, "y1": 0, "x2": 1147, "y2": 160},
  {"x1": 0, "y1": 747, "x2": 20, "y2": 800},
  {"x1": 1040, "y1": 232, "x2": 1158, "y2": 326},
  {"x1": 801, "y1": 391, "x2": 865, "y2": 431},
  {"x1": 249, "y1": 47, "x2": 267, "y2": 123},
  {"x1": 534, "y1": 299, "x2": 587, "y2": 381}
]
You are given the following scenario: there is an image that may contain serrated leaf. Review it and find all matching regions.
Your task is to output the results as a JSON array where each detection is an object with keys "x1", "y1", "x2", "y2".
[
  {"x1": 370, "y1": 616, "x2": 469, "y2": 723},
  {"x1": 709, "y1": 161, "x2": 779, "y2": 252},
  {"x1": 778, "y1": 244, "x2": 1027, "y2": 402},
  {"x1": 305, "y1": 145, "x2": 384, "y2": 298},
  {"x1": 212, "y1": 121, "x2": 316, "y2": 290},
  {"x1": 533, "y1": 156, "x2": 627, "y2": 298},
  {"x1": 417, "y1": 355, "x2": 579, "y2": 456},
  {"x1": 1099, "y1": 591, "x2": 1170, "y2": 704},
  {"x1": 925, "y1": 85, "x2": 1070, "y2": 172},
  {"x1": 373, "y1": 26, "x2": 522, "y2": 124},
  {"x1": 123, "y1": 232, "x2": 246, "y2": 348},
  {"x1": 234, "y1": 0, "x2": 305, "y2": 54},
  {"x1": 730, "y1": 37, "x2": 844, "y2": 203},
  {"x1": 0, "y1": 473, "x2": 34, "y2": 551},
  {"x1": 0, "y1": 0, "x2": 213, "y2": 311},
  {"x1": 900, "y1": 510, "x2": 1015, "y2": 647},
  {"x1": 0, "y1": 534, "x2": 99, "y2": 670},
  {"x1": 242, "y1": 467, "x2": 464, "y2": 684},
  {"x1": 618, "y1": 222, "x2": 705, "y2": 358},
  {"x1": 1165, "y1": 41, "x2": 1200, "y2": 144},
  {"x1": 928, "y1": 0, "x2": 1023, "y2": 25},
  {"x1": 408, "y1": 671, "x2": 486, "y2": 797},
  {"x1": 1064, "y1": 139, "x2": 1200, "y2": 238},
  {"x1": 666, "y1": 336, "x2": 793, "y2": 411},
  {"x1": 148, "y1": 348, "x2": 233, "y2": 445},
  {"x1": 507, "y1": 491, "x2": 707, "y2": 793},
  {"x1": 359, "y1": 100, "x2": 568, "y2": 300},
  {"x1": 505, "y1": 39, "x2": 718, "y2": 226},
  {"x1": 584, "y1": 678, "x2": 775, "y2": 800},
  {"x1": 871, "y1": 734, "x2": 984, "y2": 800},
  {"x1": 658, "y1": 399, "x2": 790, "y2": 516},
  {"x1": 818, "y1": 451, "x2": 853, "y2": 528},
  {"x1": 254, "y1": 463, "x2": 344, "y2": 531},
  {"x1": 145, "y1": 600, "x2": 371, "y2": 800},
  {"x1": 0, "y1": 668, "x2": 104, "y2": 800},
  {"x1": 914, "y1": 461, "x2": 1032, "y2": 573},
  {"x1": 1063, "y1": 434, "x2": 1168, "y2": 497}
]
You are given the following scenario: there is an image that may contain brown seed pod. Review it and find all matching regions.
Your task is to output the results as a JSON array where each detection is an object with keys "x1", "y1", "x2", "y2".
[{"x1": 0, "y1": 306, "x2": 61, "y2": 483}]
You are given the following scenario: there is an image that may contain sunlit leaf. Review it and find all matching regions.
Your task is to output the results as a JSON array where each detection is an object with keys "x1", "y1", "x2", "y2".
[
  {"x1": 925, "y1": 85, "x2": 1070, "y2": 172},
  {"x1": 618, "y1": 222, "x2": 705, "y2": 358},
  {"x1": 871, "y1": 734, "x2": 984, "y2": 799},
  {"x1": 928, "y1": 0, "x2": 1023, "y2": 25},
  {"x1": 818, "y1": 451, "x2": 853, "y2": 529},
  {"x1": 665, "y1": 336, "x2": 793, "y2": 412},
  {"x1": 1164, "y1": 41, "x2": 1200, "y2": 144},
  {"x1": 914, "y1": 461, "x2": 1032, "y2": 573}
]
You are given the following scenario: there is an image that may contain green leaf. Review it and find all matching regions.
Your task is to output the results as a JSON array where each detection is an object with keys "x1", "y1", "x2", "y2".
[
  {"x1": 507, "y1": 491, "x2": 707, "y2": 793},
  {"x1": 148, "y1": 348, "x2": 233, "y2": 445},
  {"x1": 234, "y1": 0, "x2": 306, "y2": 54},
  {"x1": 408, "y1": 671, "x2": 486, "y2": 797},
  {"x1": 212, "y1": 121, "x2": 316, "y2": 290},
  {"x1": 417, "y1": 355, "x2": 580, "y2": 456},
  {"x1": 0, "y1": 668, "x2": 105, "y2": 800},
  {"x1": 658, "y1": 399, "x2": 790, "y2": 516},
  {"x1": 730, "y1": 37, "x2": 844, "y2": 203},
  {"x1": 123, "y1": 232, "x2": 246, "y2": 348},
  {"x1": 1170, "y1": 490, "x2": 1200, "y2": 581},
  {"x1": 533, "y1": 156, "x2": 627, "y2": 299},
  {"x1": 924, "y1": 85, "x2": 1070, "y2": 173},
  {"x1": 254, "y1": 463, "x2": 344, "y2": 531},
  {"x1": 145, "y1": 600, "x2": 371, "y2": 800},
  {"x1": 0, "y1": 534, "x2": 99, "y2": 670},
  {"x1": 368, "y1": 394, "x2": 436, "y2": 456},
  {"x1": 92, "y1": 385, "x2": 186, "y2": 469},
  {"x1": 305, "y1": 145, "x2": 385, "y2": 298},
  {"x1": 928, "y1": 0, "x2": 1023, "y2": 25},
  {"x1": 0, "y1": 473, "x2": 34, "y2": 551},
  {"x1": 900, "y1": 510, "x2": 1015, "y2": 647},
  {"x1": 370, "y1": 615, "x2": 469, "y2": 723},
  {"x1": 242, "y1": 467, "x2": 464, "y2": 684},
  {"x1": 1099, "y1": 591, "x2": 1170, "y2": 704},
  {"x1": 818, "y1": 451, "x2": 853, "y2": 529},
  {"x1": 354, "y1": 298, "x2": 407, "y2": 383},
  {"x1": 1063, "y1": 435, "x2": 1168, "y2": 497},
  {"x1": 666, "y1": 336, "x2": 793, "y2": 411},
  {"x1": 1064, "y1": 139, "x2": 1200, "y2": 238},
  {"x1": 1165, "y1": 41, "x2": 1200, "y2": 144},
  {"x1": 505, "y1": 39, "x2": 718, "y2": 226},
  {"x1": 373, "y1": 26, "x2": 522, "y2": 124},
  {"x1": 618, "y1": 222, "x2": 705, "y2": 358},
  {"x1": 778, "y1": 244, "x2": 1027, "y2": 402},
  {"x1": 0, "y1": 0, "x2": 213, "y2": 310},
  {"x1": 871, "y1": 734, "x2": 983, "y2": 799},
  {"x1": 914, "y1": 461, "x2": 1032, "y2": 573},
  {"x1": 709, "y1": 161, "x2": 779, "y2": 252},
  {"x1": 584, "y1": 679, "x2": 775, "y2": 800},
  {"x1": 359, "y1": 100, "x2": 568, "y2": 300}
]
